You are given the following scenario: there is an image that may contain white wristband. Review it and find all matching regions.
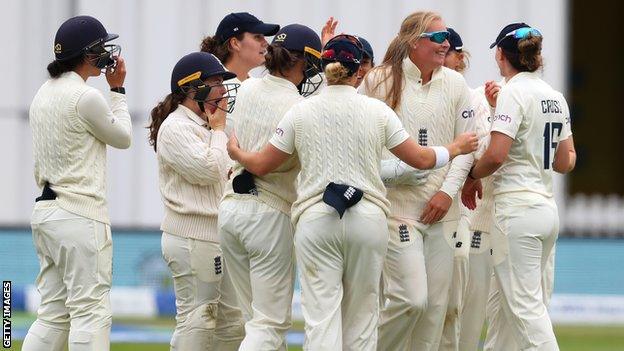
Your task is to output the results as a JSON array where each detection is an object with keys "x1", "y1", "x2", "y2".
[{"x1": 432, "y1": 146, "x2": 450, "y2": 169}]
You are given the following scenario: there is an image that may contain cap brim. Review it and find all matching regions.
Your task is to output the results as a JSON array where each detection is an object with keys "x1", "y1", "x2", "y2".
[
  {"x1": 104, "y1": 33, "x2": 119, "y2": 43},
  {"x1": 249, "y1": 23, "x2": 280, "y2": 36},
  {"x1": 221, "y1": 71, "x2": 237, "y2": 81},
  {"x1": 489, "y1": 42, "x2": 497, "y2": 49}
]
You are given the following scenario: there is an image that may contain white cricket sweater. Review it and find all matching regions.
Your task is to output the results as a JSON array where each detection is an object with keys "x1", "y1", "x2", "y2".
[
  {"x1": 157, "y1": 105, "x2": 229, "y2": 242},
  {"x1": 223, "y1": 74, "x2": 303, "y2": 214},
  {"x1": 29, "y1": 71, "x2": 132, "y2": 224},
  {"x1": 269, "y1": 85, "x2": 409, "y2": 225},
  {"x1": 360, "y1": 58, "x2": 475, "y2": 225}
]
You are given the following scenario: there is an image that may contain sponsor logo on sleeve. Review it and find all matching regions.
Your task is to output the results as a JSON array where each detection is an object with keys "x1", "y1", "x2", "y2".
[
  {"x1": 493, "y1": 114, "x2": 511, "y2": 123},
  {"x1": 275, "y1": 127, "x2": 284, "y2": 137}
]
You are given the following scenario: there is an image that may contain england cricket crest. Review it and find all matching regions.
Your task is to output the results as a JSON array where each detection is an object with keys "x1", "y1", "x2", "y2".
[
  {"x1": 399, "y1": 223, "x2": 410, "y2": 242},
  {"x1": 471, "y1": 231, "x2": 482, "y2": 249},
  {"x1": 418, "y1": 128, "x2": 428, "y2": 146},
  {"x1": 214, "y1": 256, "x2": 223, "y2": 275}
]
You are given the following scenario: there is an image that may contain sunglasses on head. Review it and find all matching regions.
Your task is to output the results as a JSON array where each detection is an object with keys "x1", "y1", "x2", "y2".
[
  {"x1": 494, "y1": 27, "x2": 542, "y2": 47},
  {"x1": 419, "y1": 30, "x2": 450, "y2": 44}
]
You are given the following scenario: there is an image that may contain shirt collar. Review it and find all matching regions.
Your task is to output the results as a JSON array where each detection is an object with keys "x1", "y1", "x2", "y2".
[
  {"x1": 178, "y1": 104, "x2": 208, "y2": 127},
  {"x1": 264, "y1": 74, "x2": 299, "y2": 93},
  {"x1": 402, "y1": 57, "x2": 444, "y2": 84},
  {"x1": 321, "y1": 84, "x2": 357, "y2": 94},
  {"x1": 506, "y1": 71, "x2": 539, "y2": 84},
  {"x1": 61, "y1": 71, "x2": 87, "y2": 83}
]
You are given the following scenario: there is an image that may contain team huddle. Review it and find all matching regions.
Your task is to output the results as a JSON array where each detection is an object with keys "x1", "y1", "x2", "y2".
[{"x1": 24, "y1": 9, "x2": 576, "y2": 351}]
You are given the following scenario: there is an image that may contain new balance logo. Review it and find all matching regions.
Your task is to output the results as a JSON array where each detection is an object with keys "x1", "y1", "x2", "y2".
[
  {"x1": 471, "y1": 231, "x2": 482, "y2": 249},
  {"x1": 418, "y1": 128, "x2": 428, "y2": 146},
  {"x1": 214, "y1": 256, "x2": 222, "y2": 275},
  {"x1": 399, "y1": 224, "x2": 410, "y2": 242}
]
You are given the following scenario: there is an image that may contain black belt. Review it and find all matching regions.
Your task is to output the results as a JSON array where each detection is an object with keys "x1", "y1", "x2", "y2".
[
  {"x1": 35, "y1": 182, "x2": 57, "y2": 202},
  {"x1": 322, "y1": 182, "x2": 363, "y2": 218},
  {"x1": 232, "y1": 170, "x2": 258, "y2": 196}
]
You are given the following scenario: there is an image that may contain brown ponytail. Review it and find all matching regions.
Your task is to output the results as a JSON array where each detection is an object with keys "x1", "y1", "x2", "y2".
[
  {"x1": 200, "y1": 33, "x2": 245, "y2": 65},
  {"x1": 264, "y1": 45, "x2": 302, "y2": 77},
  {"x1": 148, "y1": 92, "x2": 185, "y2": 152},
  {"x1": 46, "y1": 55, "x2": 85, "y2": 78},
  {"x1": 503, "y1": 35, "x2": 543, "y2": 72}
]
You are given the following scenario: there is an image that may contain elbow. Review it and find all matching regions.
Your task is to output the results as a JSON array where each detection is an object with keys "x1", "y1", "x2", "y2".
[
  {"x1": 490, "y1": 154, "x2": 506, "y2": 170},
  {"x1": 110, "y1": 134, "x2": 132, "y2": 149}
]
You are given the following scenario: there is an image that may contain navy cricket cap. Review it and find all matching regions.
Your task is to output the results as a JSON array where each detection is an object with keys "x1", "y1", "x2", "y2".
[
  {"x1": 321, "y1": 35, "x2": 364, "y2": 74},
  {"x1": 54, "y1": 15, "x2": 118, "y2": 61},
  {"x1": 215, "y1": 12, "x2": 280, "y2": 43},
  {"x1": 490, "y1": 22, "x2": 530, "y2": 51},
  {"x1": 357, "y1": 36, "x2": 374, "y2": 61},
  {"x1": 322, "y1": 182, "x2": 363, "y2": 219},
  {"x1": 272, "y1": 24, "x2": 322, "y2": 56},
  {"x1": 171, "y1": 52, "x2": 236, "y2": 93},
  {"x1": 447, "y1": 28, "x2": 463, "y2": 52}
]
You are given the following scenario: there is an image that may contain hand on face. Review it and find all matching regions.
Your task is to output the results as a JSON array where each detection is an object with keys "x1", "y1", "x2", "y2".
[{"x1": 105, "y1": 56, "x2": 126, "y2": 88}]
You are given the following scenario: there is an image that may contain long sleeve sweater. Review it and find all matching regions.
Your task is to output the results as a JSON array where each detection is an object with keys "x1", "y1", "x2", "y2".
[
  {"x1": 223, "y1": 74, "x2": 304, "y2": 214},
  {"x1": 29, "y1": 71, "x2": 132, "y2": 224},
  {"x1": 156, "y1": 105, "x2": 229, "y2": 242},
  {"x1": 360, "y1": 58, "x2": 476, "y2": 226}
]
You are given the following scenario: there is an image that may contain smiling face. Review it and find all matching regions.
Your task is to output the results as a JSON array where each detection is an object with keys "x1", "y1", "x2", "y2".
[
  {"x1": 232, "y1": 32, "x2": 269, "y2": 68},
  {"x1": 409, "y1": 19, "x2": 450, "y2": 71}
]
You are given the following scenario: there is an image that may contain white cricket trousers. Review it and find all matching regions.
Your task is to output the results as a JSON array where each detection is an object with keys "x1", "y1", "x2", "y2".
[
  {"x1": 484, "y1": 192, "x2": 559, "y2": 351},
  {"x1": 161, "y1": 232, "x2": 245, "y2": 351},
  {"x1": 23, "y1": 200, "x2": 112, "y2": 351},
  {"x1": 219, "y1": 197, "x2": 295, "y2": 351},
  {"x1": 378, "y1": 218, "x2": 457, "y2": 351},
  {"x1": 440, "y1": 209, "x2": 471, "y2": 351},
  {"x1": 484, "y1": 247, "x2": 555, "y2": 351},
  {"x1": 295, "y1": 200, "x2": 388, "y2": 351},
  {"x1": 457, "y1": 230, "x2": 492, "y2": 351}
]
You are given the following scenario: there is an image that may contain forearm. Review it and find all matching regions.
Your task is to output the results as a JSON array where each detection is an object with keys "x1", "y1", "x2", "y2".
[
  {"x1": 440, "y1": 153, "x2": 474, "y2": 198},
  {"x1": 471, "y1": 152, "x2": 502, "y2": 179}
]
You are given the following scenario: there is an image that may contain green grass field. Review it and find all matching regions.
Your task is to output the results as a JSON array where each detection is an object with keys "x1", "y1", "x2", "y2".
[{"x1": 6, "y1": 313, "x2": 624, "y2": 350}]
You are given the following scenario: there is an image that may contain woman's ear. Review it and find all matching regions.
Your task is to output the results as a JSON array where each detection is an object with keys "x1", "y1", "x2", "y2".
[{"x1": 229, "y1": 37, "x2": 241, "y2": 52}]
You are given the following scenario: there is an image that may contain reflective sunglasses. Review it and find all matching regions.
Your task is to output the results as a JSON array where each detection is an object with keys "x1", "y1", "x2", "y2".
[
  {"x1": 419, "y1": 30, "x2": 450, "y2": 44},
  {"x1": 494, "y1": 27, "x2": 542, "y2": 47}
]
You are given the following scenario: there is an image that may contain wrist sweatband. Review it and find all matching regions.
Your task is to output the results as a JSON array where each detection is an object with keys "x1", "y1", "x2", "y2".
[{"x1": 432, "y1": 146, "x2": 450, "y2": 169}]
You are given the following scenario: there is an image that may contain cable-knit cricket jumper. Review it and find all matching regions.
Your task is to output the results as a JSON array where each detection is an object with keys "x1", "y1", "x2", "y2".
[
  {"x1": 29, "y1": 71, "x2": 132, "y2": 224},
  {"x1": 360, "y1": 57, "x2": 475, "y2": 225},
  {"x1": 269, "y1": 85, "x2": 409, "y2": 225},
  {"x1": 157, "y1": 104, "x2": 230, "y2": 242},
  {"x1": 223, "y1": 74, "x2": 304, "y2": 214}
]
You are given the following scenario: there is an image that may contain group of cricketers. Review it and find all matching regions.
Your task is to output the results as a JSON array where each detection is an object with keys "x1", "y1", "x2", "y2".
[{"x1": 24, "y1": 7, "x2": 576, "y2": 351}]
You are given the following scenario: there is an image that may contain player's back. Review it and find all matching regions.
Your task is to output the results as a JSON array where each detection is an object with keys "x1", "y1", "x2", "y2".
[{"x1": 491, "y1": 72, "x2": 572, "y2": 197}]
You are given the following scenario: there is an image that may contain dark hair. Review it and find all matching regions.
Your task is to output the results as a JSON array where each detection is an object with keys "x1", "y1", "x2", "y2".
[
  {"x1": 502, "y1": 35, "x2": 543, "y2": 72},
  {"x1": 46, "y1": 54, "x2": 85, "y2": 78},
  {"x1": 200, "y1": 33, "x2": 245, "y2": 64},
  {"x1": 148, "y1": 92, "x2": 186, "y2": 152},
  {"x1": 264, "y1": 45, "x2": 303, "y2": 77}
]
